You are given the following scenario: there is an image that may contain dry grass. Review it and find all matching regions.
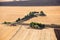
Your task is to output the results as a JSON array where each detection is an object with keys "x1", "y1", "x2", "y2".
[{"x1": 0, "y1": 6, "x2": 60, "y2": 40}]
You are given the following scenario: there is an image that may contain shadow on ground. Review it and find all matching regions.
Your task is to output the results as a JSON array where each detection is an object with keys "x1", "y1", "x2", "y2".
[{"x1": 54, "y1": 28, "x2": 60, "y2": 40}]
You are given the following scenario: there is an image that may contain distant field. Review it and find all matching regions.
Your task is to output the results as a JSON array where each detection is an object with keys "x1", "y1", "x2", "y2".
[{"x1": 0, "y1": 6, "x2": 60, "y2": 40}]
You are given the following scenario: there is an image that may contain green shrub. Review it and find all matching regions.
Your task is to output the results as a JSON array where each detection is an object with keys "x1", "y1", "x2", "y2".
[
  {"x1": 30, "y1": 22, "x2": 45, "y2": 29},
  {"x1": 3, "y1": 21, "x2": 7, "y2": 24},
  {"x1": 3, "y1": 21, "x2": 11, "y2": 24},
  {"x1": 39, "y1": 11, "x2": 46, "y2": 16},
  {"x1": 16, "y1": 18, "x2": 21, "y2": 22},
  {"x1": 7, "y1": 22, "x2": 11, "y2": 24},
  {"x1": 29, "y1": 12, "x2": 35, "y2": 16},
  {"x1": 30, "y1": 22, "x2": 34, "y2": 27}
]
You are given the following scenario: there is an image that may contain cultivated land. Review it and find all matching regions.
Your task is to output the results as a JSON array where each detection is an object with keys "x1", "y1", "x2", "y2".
[{"x1": 0, "y1": 6, "x2": 60, "y2": 40}]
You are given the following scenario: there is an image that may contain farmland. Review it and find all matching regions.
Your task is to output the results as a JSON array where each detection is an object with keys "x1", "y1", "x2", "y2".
[{"x1": 0, "y1": 6, "x2": 60, "y2": 40}]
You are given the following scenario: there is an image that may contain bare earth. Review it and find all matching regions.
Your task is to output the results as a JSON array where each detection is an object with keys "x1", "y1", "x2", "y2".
[{"x1": 0, "y1": 6, "x2": 60, "y2": 40}]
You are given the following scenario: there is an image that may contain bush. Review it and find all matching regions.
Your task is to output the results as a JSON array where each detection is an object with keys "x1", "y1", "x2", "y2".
[
  {"x1": 22, "y1": 12, "x2": 38, "y2": 21},
  {"x1": 29, "y1": 12, "x2": 34, "y2": 16},
  {"x1": 30, "y1": 22, "x2": 34, "y2": 27},
  {"x1": 3, "y1": 21, "x2": 11, "y2": 24},
  {"x1": 16, "y1": 18, "x2": 21, "y2": 22},
  {"x1": 7, "y1": 22, "x2": 11, "y2": 24},
  {"x1": 38, "y1": 24, "x2": 45, "y2": 29},
  {"x1": 30, "y1": 22, "x2": 45, "y2": 29},
  {"x1": 29, "y1": 12, "x2": 37, "y2": 16},
  {"x1": 39, "y1": 11, "x2": 46, "y2": 16},
  {"x1": 3, "y1": 21, "x2": 7, "y2": 24}
]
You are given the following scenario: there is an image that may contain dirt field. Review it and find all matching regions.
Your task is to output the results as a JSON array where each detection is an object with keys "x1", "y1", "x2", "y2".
[{"x1": 0, "y1": 6, "x2": 60, "y2": 40}]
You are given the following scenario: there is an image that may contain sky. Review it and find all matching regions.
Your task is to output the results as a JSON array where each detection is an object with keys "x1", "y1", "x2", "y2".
[
  {"x1": 0, "y1": 0, "x2": 30, "y2": 2},
  {"x1": 0, "y1": 0, "x2": 60, "y2": 6},
  {"x1": 0, "y1": 0, "x2": 60, "y2": 1}
]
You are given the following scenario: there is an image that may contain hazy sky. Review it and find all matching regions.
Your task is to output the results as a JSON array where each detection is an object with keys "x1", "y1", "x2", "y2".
[{"x1": 0, "y1": 0, "x2": 30, "y2": 2}]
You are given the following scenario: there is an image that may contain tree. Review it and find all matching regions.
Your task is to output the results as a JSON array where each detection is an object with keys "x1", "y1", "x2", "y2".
[
  {"x1": 25, "y1": 15, "x2": 29, "y2": 18},
  {"x1": 18, "y1": 18, "x2": 20, "y2": 21},
  {"x1": 38, "y1": 23, "x2": 45, "y2": 29},
  {"x1": 3, "y1": 21, "x2": 11, "y2": 24},
  {"x1": 29, "y1": 12, "x2": 34, "y2": 16},
  {"x1": 30, "y1": 22, "x2": 45, "y2": 29},
  {"x1": 16, "y1": 18, "x2": 21, "y2": 22},
  {"x1": 3, "y1": 21, "x2": 7, "y2": 24},
  {"x1": 29, "y1": 12, "x2": 32, "y2": 15},
  {"x1": 30, "y1": 22, "x2": 34, "y2": 27},
  {"x1": 29, "y1": 12, "x2": 38, "y2": 16},
  {"x1": 39, "y1": 11, "x2": 46, "y2": 16}
]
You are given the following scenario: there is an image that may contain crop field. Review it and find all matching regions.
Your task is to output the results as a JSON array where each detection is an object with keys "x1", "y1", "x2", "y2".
[{"x1": 0, "y1": 6, "x2": 60, "y2": 40}]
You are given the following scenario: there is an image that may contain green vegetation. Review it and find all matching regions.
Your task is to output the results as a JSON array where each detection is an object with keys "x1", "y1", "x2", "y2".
[
  {"x1": 39, "y1": 11, "x2": 46, "y2": 16},
  {"x1": 16, "y1": 18, "x2": 21, "y2": 22},
  {"x1": 30, "y1": 22, "x2": 45, "y2": 29},
  {"x1": 29, "y1": 11, "x2": 39, "y2": 17},
  {"x1": 3, "y1": 21, "x2": 7, "y2": 24},
  {"x1": 2, "y1": 11, "x2": 46, "y2": 27},
  {"x1": 29, "y1": 12, "x2": 35, "y2": 16},
  {"x1": 24, "y1": 15, "x2": 29, "y2": 18},
  {"x1": 3, "y1": 21, "x2": 11, "y2": 24}
]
